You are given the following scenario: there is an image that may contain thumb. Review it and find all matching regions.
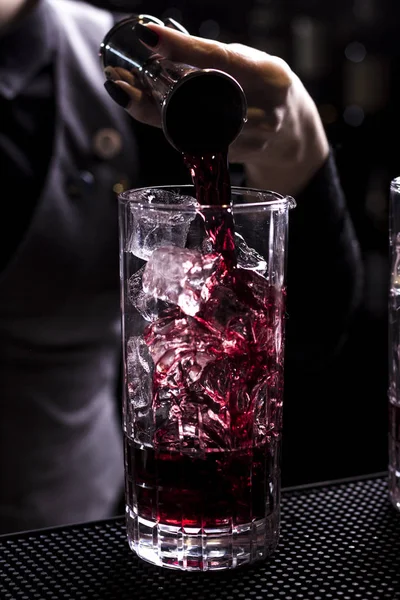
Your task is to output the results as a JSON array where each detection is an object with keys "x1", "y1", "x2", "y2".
[{"x1": 135, "y1": 22, "x2": 235, "y2": 74}]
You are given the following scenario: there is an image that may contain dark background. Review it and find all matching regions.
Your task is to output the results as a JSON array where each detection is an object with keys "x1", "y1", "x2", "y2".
[{"x1": 95, "y1": 0, "x2": 397, "y2": 485}]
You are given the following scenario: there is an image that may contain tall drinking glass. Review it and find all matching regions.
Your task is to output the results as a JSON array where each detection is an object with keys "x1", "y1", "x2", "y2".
[
  {"x1": 118, "y1": 185, "x2": 295, "y2": 570},
  {"x1": 389, "y1": 177, "x2": 400, "y2": 511}
]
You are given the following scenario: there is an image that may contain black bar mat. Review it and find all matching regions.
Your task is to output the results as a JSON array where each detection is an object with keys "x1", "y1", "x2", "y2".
[{"x1": 1, "y1": 475, "x2": 399, "y2": 599}]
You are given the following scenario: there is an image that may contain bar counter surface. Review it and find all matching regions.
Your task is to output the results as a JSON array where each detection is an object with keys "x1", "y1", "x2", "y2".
[{"x1": 1, "y1": 474, "x2": 399, "y2": 600}]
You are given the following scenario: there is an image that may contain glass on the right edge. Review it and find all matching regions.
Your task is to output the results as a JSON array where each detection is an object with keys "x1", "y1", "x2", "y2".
[{"x1": 389, "y1": 177, "x2": 400, "y2": 511}]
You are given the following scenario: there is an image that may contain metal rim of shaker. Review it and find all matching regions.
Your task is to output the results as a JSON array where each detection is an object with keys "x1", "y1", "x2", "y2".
[{"x1": 160, "y1": 69, "x2": 248, "y2": 152}]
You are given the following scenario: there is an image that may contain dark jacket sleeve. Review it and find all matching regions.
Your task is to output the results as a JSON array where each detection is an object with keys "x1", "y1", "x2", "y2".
[{"x1": 284, "y1": 149, "x2": 364, "y2": 374}]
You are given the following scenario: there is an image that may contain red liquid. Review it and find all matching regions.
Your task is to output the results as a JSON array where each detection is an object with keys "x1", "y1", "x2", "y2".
[
  {"x1": 125, "y1": 435, "x2": 280, "y2": 528},
  {"x1": 185, "y1": 151, "x2": 236, "y2": 268},
  {"x1": 126, "y1": 150, "x2": 284, "y2": 529}
]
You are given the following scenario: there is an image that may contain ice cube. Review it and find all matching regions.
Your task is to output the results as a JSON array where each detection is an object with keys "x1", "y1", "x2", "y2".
[
  {"x1": 142, "y1": 246, "x2": 220, "y2": 316},
  {"x1": 235, "y1": 232, "x2": 267, "y2": 275},
  {"x1": 144, "y1": 308, "x2": 217, "y2": 379},
  {"x1": 128, "y1": 266, "x2": 167, "y2": 321},
  {"x1": 127, "y1": 336, "x2": 153, "y2": 408},
  {"x1": 126, "y1": 190, "x2": 197, "y2": 260}
]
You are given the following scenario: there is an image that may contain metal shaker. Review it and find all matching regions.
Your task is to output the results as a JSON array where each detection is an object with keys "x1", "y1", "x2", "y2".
[{"x1": 99, "y1": 14, "x2": 247, "y2": 154}]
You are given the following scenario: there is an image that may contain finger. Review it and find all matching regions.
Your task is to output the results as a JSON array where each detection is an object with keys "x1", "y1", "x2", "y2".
[
  {"x1": 104, "y1": 66, "x2": 120, "y2": 81},
  {"x1": 228, "y1": 128, "x2": 271, "y2": 160},
  {"x1": 136, "y1": 24, "x2": 292, "y2": 91},
  {"x1": 228, "y1": 118, "x2": 282, "y2": 162},
  {"x1": 164, "y1": 17, "x2": 190, "y2": 35},
  {"x1": 113, "y1": 67, "x2": 136, "y2": 86},
  {"x1": 247, "y1": 105, "x2": 286, "y2": 132},
  {"x1": 246, "y1": 107, "x2": 277, "y2": 132},
  {"x1": 229, "y1": 44, "x2": 292, "y2": 89},
  {"x1": 114, "y1": 81, "x2": 161, "y2": 128},
  {"x1": 104, "y1": 66, "x2": 137, "y2": 87},
  {"x1": 135, "y1": 22, "x2": 239, "y2": 75}
]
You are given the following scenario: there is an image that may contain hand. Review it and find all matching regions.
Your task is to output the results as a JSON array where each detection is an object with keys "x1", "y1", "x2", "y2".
[{"x1": 109, "y1": 23, "x2": 329, "y2": 196}]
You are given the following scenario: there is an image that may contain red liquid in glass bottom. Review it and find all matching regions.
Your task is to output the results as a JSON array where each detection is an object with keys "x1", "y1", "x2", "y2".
[{"x1": 125, "y1": 436, "x2": 280, "y2": 528}]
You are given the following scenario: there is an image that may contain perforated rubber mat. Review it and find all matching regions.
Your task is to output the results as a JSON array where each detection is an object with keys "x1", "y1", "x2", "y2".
[{"x1": 1, "y1": 475, "x2": 399, "y2": 600}]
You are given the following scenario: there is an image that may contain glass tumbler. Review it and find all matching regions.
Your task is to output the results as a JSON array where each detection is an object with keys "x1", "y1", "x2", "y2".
[
  {"x1": 118, "y1": 185, "x2": 295, "y2": 570},
  {"x1": 389, "y1": 177, "x2": 400, "y2": 511}
]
